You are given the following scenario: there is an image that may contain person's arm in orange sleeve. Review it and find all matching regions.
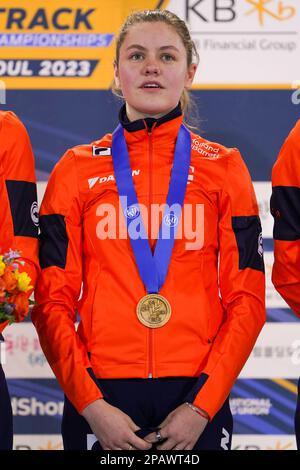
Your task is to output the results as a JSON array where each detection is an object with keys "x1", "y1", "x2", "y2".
[
  {"x1": 31, "y1": 149, "x2": 103, "y2": 414},
  {"x1": 271, "y1": 120, "x2": 300, "y2": 316},
  {"x1": 0, "y1": 111, "x2": 39, "y2": 333},
  {"x1": 185, "y1": 150, "x2": 266, "y2": 419}
]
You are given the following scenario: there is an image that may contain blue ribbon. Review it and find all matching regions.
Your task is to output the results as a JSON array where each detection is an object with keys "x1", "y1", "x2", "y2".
[{"x1": 111, "y1": 123, "x2": 191, "y2": 294}]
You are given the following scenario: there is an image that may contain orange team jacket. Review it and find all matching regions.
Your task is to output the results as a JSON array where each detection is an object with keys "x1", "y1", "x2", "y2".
[
  {"x1": 0, "y1": 111, "x2": 39, "y2": 334},
  {"x1": 32, "y1": 105, "x2": 266, "y2": 419},
  {"x1": 271, "y1": 119, "x2": 300, "y2": 315}
]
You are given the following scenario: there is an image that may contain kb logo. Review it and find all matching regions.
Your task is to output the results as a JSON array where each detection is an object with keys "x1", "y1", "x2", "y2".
[
  {"x1": 185, "y1": 0, "x2": 237, "y2": 22},
  {"x1": 185, "y1": 0, "x2": 296, "y2": 24},
  {"x1": 245, "y1": 0, "x2": 296, "y2": 26}
]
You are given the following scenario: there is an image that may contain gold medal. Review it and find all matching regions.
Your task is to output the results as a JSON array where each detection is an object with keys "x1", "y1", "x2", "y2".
[{"x1": 136, "y1": 294, "x2": 171, "y2": 329}]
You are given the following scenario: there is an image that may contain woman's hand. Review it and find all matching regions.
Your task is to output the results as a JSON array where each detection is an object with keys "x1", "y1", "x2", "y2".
[
  {"x1": 82, "y1": 399, "x2": 153, "y2": 451},
  {"x1": 144, "y1": 403, "x2": 209, "y2": 450}
]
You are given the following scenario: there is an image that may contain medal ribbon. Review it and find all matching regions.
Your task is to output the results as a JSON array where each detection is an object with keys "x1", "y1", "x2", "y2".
[{"x1": 111, "y1": 123, "x2": 191, "y2": 294}]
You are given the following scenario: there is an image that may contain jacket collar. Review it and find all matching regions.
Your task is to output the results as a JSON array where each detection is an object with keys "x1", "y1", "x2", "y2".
[
  {"x1": 118, "y1": 103, "x2": 183, "y2": 145},
  {"x1": 119, "y1": 103, "x2": 182, "y2": 133}
]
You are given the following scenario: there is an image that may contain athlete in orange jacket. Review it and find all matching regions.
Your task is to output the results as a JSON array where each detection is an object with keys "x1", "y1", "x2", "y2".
[
  {"x1": 32, "y1": 10, "x2": 265, "y2": 451},
  {"x1": 271, "y1": 119, "x2": 300, "y2": 448},
  {"x1": 271, "y1": 120, "x2": 300, "y2": 313},
  {"x1": 0, "y1": 111, "x2": 39, "y2": 449}
]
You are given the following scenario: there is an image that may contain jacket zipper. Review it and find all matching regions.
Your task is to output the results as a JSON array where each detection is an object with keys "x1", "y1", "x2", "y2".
[{"x1": 147, "y1": 122, "x2": 156, "y2": 379}]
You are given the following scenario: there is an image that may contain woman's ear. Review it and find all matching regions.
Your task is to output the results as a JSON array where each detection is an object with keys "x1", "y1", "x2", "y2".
[
  {"x1": 185, "y1": 63, "x2": 197, "y2": 89},
  {"x1": 114, "y1": 61, "x2": 121, "y2": 89}
]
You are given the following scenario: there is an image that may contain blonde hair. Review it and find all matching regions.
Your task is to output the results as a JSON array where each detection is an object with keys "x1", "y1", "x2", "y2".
[{"x1": 112, "y1": 9, "x2": 200, "y2": 124}]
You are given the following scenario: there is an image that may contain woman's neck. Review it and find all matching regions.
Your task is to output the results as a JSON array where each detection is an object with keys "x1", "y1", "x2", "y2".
[{"x1": 125, "y1": 103, "x2": 175, "y2": 122}]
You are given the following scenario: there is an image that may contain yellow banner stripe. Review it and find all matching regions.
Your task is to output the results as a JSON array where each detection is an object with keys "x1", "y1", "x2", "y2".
[
  {"x1": 191, "y1": 84, "x2": 294, "y2": 90},
  {"x1": 272, "y1": 378, "x2": 298, "y2": 395}
]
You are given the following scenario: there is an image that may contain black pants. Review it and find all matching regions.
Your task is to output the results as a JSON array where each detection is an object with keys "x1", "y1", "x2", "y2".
[
  {"x1": 62, "y1": 376, "x2": 233, "y2": 450},
  {"x1": 0, "y1": 364, "x2": 13, "y2": 450}
]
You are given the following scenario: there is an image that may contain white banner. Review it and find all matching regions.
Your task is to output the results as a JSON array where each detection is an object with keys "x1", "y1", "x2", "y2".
[
  {"x1": 4, "y1": 321, "x2": 300, "y2": 379},
  {"x1": 240, "y1": 323, "x2": 300, "y2": 378},
  {"x1": 2, "y1": 323, "x2": 54, "y2": 378},
  {"x1": 167, "y1": 0, "x2": 299, "y2": 87},
  {"x1": 231, "y1": 434, "x2": 297, "y2": 450},
  {"x1": 37, "y1": 182, "x2": 47, "y2": 207},
  {"x1": 253, "y1": 181, "x2": 273, "y2": 239},
  {"x1": 13, "y1": 434, "x2": 63, "y2": 451}
]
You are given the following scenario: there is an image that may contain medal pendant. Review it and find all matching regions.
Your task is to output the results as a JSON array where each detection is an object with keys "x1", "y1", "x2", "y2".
[{"x1": 137, "y1": 293, "x2": 171, "y2": 329}]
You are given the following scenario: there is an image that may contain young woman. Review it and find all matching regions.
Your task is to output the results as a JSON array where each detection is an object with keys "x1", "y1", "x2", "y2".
[
  {"x1": 32, "y1": 10, "x2": 265, "y2": 451},
  {"x1": 271, "y1": 120, "x2": 300, "y2": 449},
  {"x1": 0, "y1": 111, "x2": 39, "y2": 450}
]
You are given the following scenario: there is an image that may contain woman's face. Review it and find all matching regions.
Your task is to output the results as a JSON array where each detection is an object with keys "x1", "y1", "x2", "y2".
[{"x1": 114, "y1": 22, "x2": 197, "y2": 121}]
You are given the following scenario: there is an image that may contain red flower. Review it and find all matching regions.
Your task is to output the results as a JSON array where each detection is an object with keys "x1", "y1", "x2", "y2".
[
  {"x1": 9, "y1": 292, "x2": 29, "y2": 322},
  {"x1": 2, "y1": 267, "x2": 18, "y2": 293},
  {"x1": 0, "y1": 277, "x2": 5, "y2": 296}
]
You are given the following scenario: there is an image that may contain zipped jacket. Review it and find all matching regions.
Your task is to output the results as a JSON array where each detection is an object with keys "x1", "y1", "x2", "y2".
[
  {"x1": 32, "y1": 105, "x2": 265, "y2": 418},
  {"x1": 271, "y1": 120, "x2": 300, "y2": 315},
  {"x1": 0, "y1": 111, "x2": 39, "y2": 334}
]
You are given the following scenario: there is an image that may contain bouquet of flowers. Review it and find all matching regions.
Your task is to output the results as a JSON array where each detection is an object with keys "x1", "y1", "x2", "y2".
[{"x1": 0, "y1": 249, "x2": 34, "y2": 324}]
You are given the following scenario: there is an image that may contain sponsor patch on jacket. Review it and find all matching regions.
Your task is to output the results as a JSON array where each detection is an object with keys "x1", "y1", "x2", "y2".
[
  {"x1": 92, "y1": 146, "x2": 111, "y2": 157},
  {"x1": 88, "y1": 169, "x2": 141, "y2": 189},
  {"x1": 192, "y1": 139, "x2": 221, "y2": 159},
  {"x1": 5, "y1": 180, "x2": 38, "y2": 238}
]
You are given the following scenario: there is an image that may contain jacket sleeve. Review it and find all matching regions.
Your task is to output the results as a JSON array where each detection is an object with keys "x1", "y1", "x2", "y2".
[
  {"x1": 0, "y1": 112, "x2": 39, "y2": 333},
  {"x1": 31, "y1": 150, "x2": 103, "y2": 414},
  {"x1": 271, "y1": 121, "x2": 300, "y2": 316},
  {"x1": 186, "y1": 150, "x2": 266, "y2": 419}
]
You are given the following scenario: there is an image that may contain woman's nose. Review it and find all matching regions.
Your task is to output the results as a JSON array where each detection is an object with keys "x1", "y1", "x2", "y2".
[{"x1": 143, "y1": 59, "x2": 160, "y2": 75}]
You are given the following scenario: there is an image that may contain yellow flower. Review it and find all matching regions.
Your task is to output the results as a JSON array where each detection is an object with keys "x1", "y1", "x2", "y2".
[
  {"x1": 0, "y1": 256, "x2": 5, "y2": 277},
  {"x1": 14, "y1": 269, "x2": 33, "y2": 292}
]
